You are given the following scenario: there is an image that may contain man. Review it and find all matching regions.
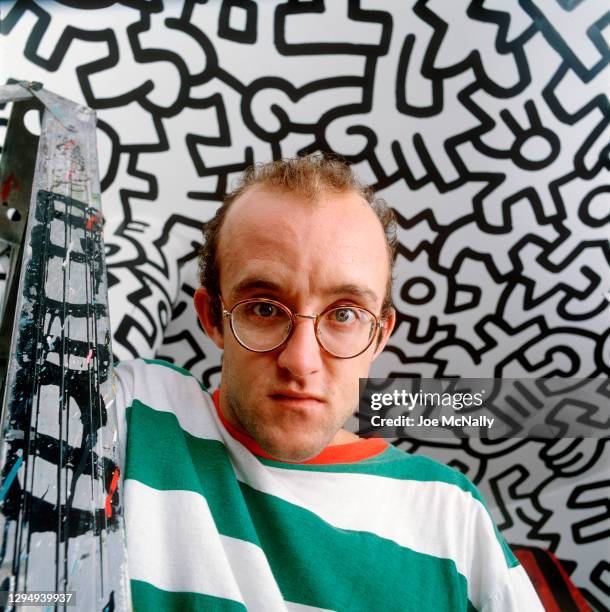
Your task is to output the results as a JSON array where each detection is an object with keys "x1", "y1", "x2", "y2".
[{"x1": 115, "y1": 155, "x2": 542, "y2": 610}]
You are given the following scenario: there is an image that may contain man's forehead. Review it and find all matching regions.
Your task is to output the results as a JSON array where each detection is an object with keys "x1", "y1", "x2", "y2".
[
  {"x1": 216, "y1": 183, "x2": 390, "y2": 305},
  {"x1": 219, "y1": 184, "x2": 376, "y2": 243}
]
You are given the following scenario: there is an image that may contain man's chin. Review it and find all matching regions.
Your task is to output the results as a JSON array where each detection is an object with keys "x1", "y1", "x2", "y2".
[{"x1": 258, "y1": 435, "x2": 327, "y2": 463}]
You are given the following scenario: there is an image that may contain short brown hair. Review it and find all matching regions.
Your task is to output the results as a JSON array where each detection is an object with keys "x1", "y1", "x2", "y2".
[{"x1": 199, "y1": 154, "x2": 397, "y2": 326}]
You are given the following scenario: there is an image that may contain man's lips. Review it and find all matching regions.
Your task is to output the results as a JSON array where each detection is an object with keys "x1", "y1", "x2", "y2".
[{"x1": 269, "y1": 391, "x2": 325, "y2": 406}]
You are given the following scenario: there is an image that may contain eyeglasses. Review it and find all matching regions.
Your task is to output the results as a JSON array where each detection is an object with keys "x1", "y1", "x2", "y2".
[{"x1": 221, "y1": 297, "x2": 384, "y2": 359}]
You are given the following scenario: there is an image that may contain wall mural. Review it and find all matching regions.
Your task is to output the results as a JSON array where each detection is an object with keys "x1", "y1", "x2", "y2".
[{"x1": 1, "y1": 0, "x2": 609, "y2": 608}]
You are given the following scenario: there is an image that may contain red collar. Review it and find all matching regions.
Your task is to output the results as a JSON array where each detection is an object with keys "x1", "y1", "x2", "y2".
[{"x1": 212, "y1": 389, "x2": 387, "y2": 465}]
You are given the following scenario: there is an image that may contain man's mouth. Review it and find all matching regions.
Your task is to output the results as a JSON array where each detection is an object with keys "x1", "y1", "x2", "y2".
[{"x1": 269, "y1": 391, "x2": 325, "y2": 408}]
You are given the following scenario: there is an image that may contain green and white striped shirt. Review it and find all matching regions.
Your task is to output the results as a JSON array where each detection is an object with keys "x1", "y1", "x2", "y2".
[{"x1": 115, "y1": 359, "x2": 542, "y2": 611}]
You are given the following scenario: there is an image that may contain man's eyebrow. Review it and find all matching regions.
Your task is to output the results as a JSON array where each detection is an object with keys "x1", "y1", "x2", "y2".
[
  {"x1": 230, "y1": 279, "x2": 379, "y2": 304},
  {"x1": 231, "y1": 278, "x2": 283, "y2": 296},
  {"x1": 326, "y1": 284, "x2": 379, "y2": 304}
]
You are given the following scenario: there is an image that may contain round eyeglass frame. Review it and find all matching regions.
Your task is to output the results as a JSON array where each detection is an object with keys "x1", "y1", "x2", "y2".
[{"x1": 220, "y1": 296, "x2": 384, "y2": 359}]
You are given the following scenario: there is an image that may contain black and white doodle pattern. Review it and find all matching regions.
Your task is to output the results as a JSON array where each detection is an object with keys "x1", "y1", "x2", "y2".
[{"x1": 1, "y1": 1, "x2": 609, "y2": 608}]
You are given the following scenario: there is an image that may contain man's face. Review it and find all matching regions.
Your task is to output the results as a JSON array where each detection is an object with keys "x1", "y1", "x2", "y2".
[{"x1": 195, "y1": 184, "x2": 395, "y2": 461}]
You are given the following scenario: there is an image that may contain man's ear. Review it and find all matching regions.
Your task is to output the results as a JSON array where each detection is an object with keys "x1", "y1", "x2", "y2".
[
  {"x1": 373, "y1": 307, "x2": 396, "y2": 359},
  {"x1": 194, "y1": 287, "x2": 224, "y2": 349}
]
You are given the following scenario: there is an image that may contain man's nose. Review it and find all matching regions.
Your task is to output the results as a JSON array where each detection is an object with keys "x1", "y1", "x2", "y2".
[{"x1": 276, "y1": 317, "x2": 323, "y2": 377}]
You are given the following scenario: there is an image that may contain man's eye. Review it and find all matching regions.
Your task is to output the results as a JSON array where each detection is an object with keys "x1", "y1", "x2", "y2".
[
  {"x1": 331, "y1": 308, "x2": 357, "y2": 324},
  {"x1": 251, "y1": 302, "x2": 279, "y2": 318}
]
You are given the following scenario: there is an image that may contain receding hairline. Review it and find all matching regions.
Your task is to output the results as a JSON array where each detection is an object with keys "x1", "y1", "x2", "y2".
[{"x1": 217, "y1": 182, "x2": 385, "y2": 257}]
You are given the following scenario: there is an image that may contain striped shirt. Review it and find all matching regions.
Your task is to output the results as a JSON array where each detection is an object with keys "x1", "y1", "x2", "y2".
[{"x1": 114, "y1": 359, "x2": 542, "y2": 611}]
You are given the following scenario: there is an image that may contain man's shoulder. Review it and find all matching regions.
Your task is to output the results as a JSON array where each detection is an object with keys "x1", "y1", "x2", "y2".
[
  {"x1": 114, "y1": 358, "x2": 223, "y2": 448},
  {"x1": 113, "y1": 358, "x2": 213, "y2": 413},
  {"x1": 361, "y1": 444, "x2": 478, "y2": 493},
  {"x1": 114, "y1": 358, "x2": 208, "y2": 391}
]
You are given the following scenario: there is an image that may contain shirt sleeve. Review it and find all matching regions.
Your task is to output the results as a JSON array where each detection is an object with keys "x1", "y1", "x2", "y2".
[
  {"x1": 455, "y1": 469, "x2": 544, "y2": 611},
  {"x1": 481, "y1": 564, "x2": 544, "y2": 611}
]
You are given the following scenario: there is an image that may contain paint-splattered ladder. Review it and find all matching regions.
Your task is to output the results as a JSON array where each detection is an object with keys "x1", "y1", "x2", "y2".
[{"x1": 0, "y1": 83, "x2": 130, "y2": 611}]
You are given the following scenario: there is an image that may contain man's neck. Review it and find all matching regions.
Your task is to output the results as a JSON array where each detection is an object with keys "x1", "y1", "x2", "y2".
[{"x1": 329, "y1": 428, "x2": 360, "y2": 445}]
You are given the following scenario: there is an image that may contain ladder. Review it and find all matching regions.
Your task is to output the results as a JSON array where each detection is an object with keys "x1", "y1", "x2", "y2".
[{"x1": 0, "y1": 82, "x2": 130, "y2": 611}]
